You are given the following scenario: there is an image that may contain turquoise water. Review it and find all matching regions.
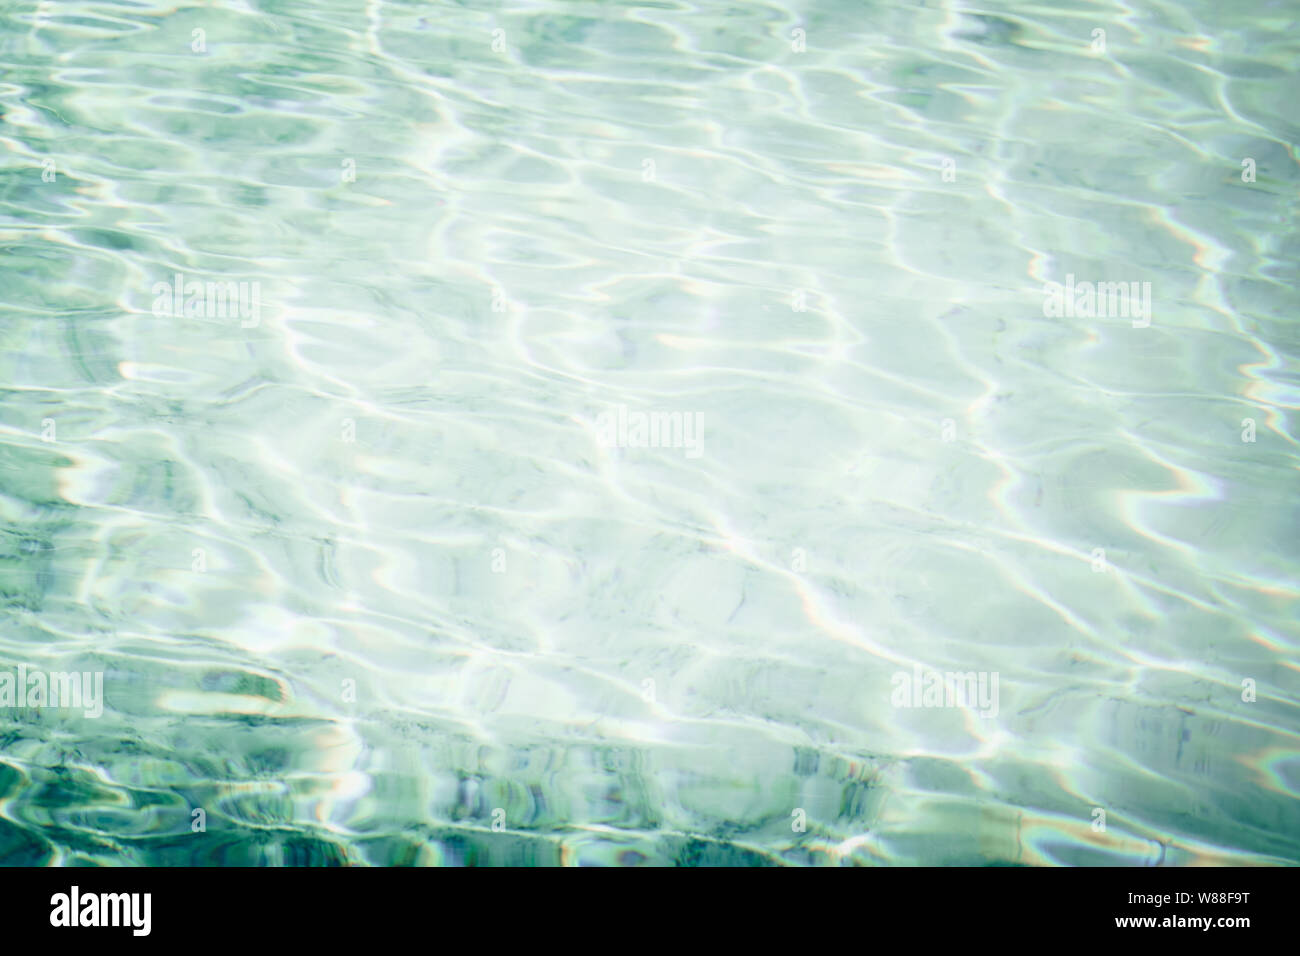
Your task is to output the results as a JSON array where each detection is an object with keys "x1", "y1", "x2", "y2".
[{"x1": 1, "y1": 0, "x2": 1297, "y2": 866}]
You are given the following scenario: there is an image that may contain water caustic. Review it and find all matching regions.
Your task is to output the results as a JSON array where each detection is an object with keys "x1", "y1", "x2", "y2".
[{"x1": 0, "y1": 0, "x2": 1297, "y2": 866}]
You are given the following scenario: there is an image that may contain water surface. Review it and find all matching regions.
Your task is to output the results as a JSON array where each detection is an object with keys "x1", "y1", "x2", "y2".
[{"x1": 0, "y1": 0, "x2": 1297, "y2": 866}]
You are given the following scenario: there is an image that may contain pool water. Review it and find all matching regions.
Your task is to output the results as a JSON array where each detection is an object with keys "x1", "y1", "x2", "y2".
[{"x1": 0, "y1": 0, "x2": 1297, "y2": 866}]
